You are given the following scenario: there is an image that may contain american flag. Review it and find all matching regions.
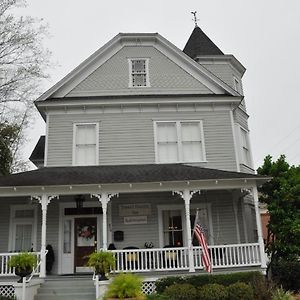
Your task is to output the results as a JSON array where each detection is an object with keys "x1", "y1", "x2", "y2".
[{"x1": 193, "y1": 222, "x2": 212, "y2": 273}]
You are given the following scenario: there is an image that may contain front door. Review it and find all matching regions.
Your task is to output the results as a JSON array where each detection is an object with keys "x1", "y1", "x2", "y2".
[{"x1": 74, "y1": 217, "x2": 97, "y2": 272}]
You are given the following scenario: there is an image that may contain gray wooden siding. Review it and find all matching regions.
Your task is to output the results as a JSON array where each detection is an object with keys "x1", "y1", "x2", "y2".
[
  {"x1": 68, "y1": 46, "x2": 212, "y2": 96},
  {"x1": 233, "y1": 108, "x2": 249, "y2": 130},
  {"x1": 110, "y1": 190, "x2": 242, "y2": 249},
  {"x1": 47, "y1": 110, "x2": 237, "y2": 171}
]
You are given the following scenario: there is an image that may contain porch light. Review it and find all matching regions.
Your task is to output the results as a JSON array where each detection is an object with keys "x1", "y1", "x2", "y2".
[{"x1": 75, "y1": 195, "x2": 85, "y2": 209}]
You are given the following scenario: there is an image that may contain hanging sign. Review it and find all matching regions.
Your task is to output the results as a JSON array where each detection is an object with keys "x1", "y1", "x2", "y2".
[
  {"x1": 124, "y1": 216, "x2": 147, "y2": 225},
  {"x1": 119, "y1": 203, "x2": 151, "y2": 216}
]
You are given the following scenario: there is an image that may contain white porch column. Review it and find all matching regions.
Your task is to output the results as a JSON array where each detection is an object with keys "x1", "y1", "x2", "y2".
[
  {"x1": 174, "y1": 189, "x2": 199, "y2": 273},
  {"x1": 232, "y1": 192, "x2": 241, "y2": 244},
  {"x1": 252, "y1": 186, "x2": 267, "y2": 271},
  {"x1": 91, "y1": 193, "x2": 118, "y2": 250},
  {"x1": 34, "y1": 194, "x2": 58, "y2": 278}
]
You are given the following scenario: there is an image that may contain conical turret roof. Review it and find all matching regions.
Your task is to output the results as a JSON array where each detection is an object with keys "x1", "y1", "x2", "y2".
[{"x1": 183, "y1": 26, "x2": 224, "y2": 59}]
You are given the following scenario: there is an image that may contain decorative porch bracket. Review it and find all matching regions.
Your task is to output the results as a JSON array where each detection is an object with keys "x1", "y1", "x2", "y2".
[
  {"x1": 31, "y1": 194, "x2": 59, "y2": 278},
  {"x1": 251, "y1": 186, "x2": 267, "y2": 272},
  {"x1": 173, "y1": 189, "x2": 200, "y2": 273},
  {"x1": 91, "y1": 193, "x2": 118, "y2": 250}
]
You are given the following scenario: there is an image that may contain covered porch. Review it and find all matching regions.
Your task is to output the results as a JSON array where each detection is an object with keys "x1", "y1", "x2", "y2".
[{"x1": 0, "y1": 164, "x2": 268, "y2": 279}]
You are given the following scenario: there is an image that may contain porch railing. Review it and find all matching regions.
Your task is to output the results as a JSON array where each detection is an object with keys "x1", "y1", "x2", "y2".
[
  {"x1": 111, "y1": 243, "x2": 261, "y2": 273},
  {"x1": 0, "y1": 252, "x2": 42, "y2": 277}
]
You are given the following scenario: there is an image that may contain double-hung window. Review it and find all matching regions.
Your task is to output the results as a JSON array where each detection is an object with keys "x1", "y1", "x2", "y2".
[
  {"x1": 155, "y1": 121, "x2": 205, "y2": 163},
  {"x1": 73, "y1": 123, "x2": 99, "y2": 166},
  {"x1": 129, "y1": 59, "x2": 149, "y2": 87},
  {"x1": 10, "y1": 206, "x2": 37, "y2": 252},
  {"x1": 240, "y1": 128, "x2": 251, "y2": 166}
]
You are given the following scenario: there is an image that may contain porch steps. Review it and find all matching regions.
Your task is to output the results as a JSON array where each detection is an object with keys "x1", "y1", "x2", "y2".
[{"x1": 34, "y1": 277, "x2": 96, "y2": 300}]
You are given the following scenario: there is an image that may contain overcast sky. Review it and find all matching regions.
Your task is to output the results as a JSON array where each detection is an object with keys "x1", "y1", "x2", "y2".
[{"x1": 18, "y1": 0, "x2": 300, "y2": 169}]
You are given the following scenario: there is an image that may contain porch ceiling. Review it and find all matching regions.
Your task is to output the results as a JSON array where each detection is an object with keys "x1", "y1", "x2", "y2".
[{"x1": 0, "y1": 164, "x2": 270, "y2": 197}]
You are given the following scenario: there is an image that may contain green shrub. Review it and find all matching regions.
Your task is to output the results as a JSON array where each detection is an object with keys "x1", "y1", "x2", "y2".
[
  {"x1": 162, "y1": 284, "x2": 198, "y2": 300},
  {"x1": 104, "y1": 273, "x2": 145, "y2": 299},
  {"x1": 272, "y1": 260, "x2": 300, "y2": 292},
  {"x1": 227, "y1": 282, "x2": 254, "y2": 300},
  {"x1": 155, "y1": 271, "x2": 263, "y2": 293},
  {"x1": 146, "y1": 294, "x2": 168, "y2": 300},
  {"x1": 198, "y1": 283, "x2": 228, "y2": 300},
  {"x1": 271, "y1": 287, "x2": 294, "y2": 300}
]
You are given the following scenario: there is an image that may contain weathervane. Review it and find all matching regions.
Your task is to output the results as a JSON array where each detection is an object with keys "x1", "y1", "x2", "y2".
[{"x1": 191, "y1": 11, "x2": 199, "y2": 27}]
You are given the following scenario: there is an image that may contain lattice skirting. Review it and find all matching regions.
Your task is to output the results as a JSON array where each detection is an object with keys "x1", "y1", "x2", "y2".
[
  {"x1": 0, "y1": 285, "x2": 15, "y2": 298},
  {"x1": 142, "y1": 280, "x2": 156, "y2": 295}
]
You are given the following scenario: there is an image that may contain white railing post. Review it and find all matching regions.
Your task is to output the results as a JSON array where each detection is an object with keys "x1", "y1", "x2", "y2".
[
  {"x1": 22, "y1": 276, "x2": 26, "y2": 300},
  {"x1": 91, "y1": 193, "x2": 118, "y2": 250},
  {"x1": 252, "y1": 186, "x2": 267, "y2": 271}
]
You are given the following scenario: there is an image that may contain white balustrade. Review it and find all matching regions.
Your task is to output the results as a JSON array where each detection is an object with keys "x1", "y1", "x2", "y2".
[
  {"x1": 0, "y1": 252, "x2": 42, "y2": 277},
  {"x1": 111, "y1": 243, "x2": 261, "y2": 273}
]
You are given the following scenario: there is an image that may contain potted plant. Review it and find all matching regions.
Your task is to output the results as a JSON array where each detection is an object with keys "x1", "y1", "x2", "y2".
[
  {"x1": 105, "y1": 273, "x2": 145, "y2": 300},
  {"x1": 8, "y1": 252, "x2": 37, "y2": 283},
  {"x1": 86, "y1": 251, "x2": 115, "y2": 280}
]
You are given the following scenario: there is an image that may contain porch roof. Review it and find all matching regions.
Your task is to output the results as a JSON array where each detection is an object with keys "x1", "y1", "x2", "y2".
[{"x1": 0, "y1": 163, "x2": 266, "y2": 187}]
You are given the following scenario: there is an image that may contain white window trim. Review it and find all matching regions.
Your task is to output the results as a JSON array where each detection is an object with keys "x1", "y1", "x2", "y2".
[
  {"x1": 153, "y1": 120, "x2": 207, "y2": 164},
  {"x1": 128, "y1": 58, "x2": 150, "y2": 88},
  {"x1": 9, "y1": 205, "x2": 38, "y2": 252},
  {"x1": 157, "y1": 203, "x2": 213, "y2": 248},
  {"x1": 236, "y1": 124, "x2": 253, "y2": 168},
  {"x1": 72, "y1": 122, "x2": 99, "y2": 166}
]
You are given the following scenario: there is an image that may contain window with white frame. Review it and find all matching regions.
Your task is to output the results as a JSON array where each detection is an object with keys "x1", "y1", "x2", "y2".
[
  {"x1": 162, "y1": 210, "x2": 183, "y2": 246},
  {"x1": 240, "y1": 128, "x2": 251, "y2": 166},
  {"x1": 73, "y1": 123, "x2": 98, "y2": 166},
  {"x1": 155, "y1": 121, "x2": 205, "y2": 163},
  {"x1": 129, "y1": 59, "x2": 149, "y2": 87},
  {"x1": 10, "y1": 206, "x2": 36, "y2": 252}
]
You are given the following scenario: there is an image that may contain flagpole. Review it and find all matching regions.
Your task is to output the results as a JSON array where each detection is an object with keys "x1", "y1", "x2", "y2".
[{"x1": 191, "y1": 208, "x2": 200, "y2": 244}]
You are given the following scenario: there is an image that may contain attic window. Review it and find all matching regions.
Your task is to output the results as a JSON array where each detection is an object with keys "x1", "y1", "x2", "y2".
[{"x1": 129, "y1": 59, "x2": 150, "y2": 87}]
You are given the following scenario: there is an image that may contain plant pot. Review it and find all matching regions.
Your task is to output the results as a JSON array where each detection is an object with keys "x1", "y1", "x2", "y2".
[{"x1": 15, "y1": 268, "x2": 32, "y2": 283}]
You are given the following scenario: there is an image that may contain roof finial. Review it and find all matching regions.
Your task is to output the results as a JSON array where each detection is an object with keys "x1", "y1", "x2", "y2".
[{"x1": 191, "y1": 11, "x2": 199, "y2": 27}]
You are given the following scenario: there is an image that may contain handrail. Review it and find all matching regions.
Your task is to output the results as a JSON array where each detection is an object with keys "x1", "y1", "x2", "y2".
[{"x1": 27, "y1": 250, "x2": 48, "y2": 283}]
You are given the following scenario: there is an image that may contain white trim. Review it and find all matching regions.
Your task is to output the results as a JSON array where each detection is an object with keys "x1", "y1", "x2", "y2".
[
  {"x1": 72, "y1": 122, "x2": 99, "y2": 166},
  {"x1": 44, "y1": 114, "x2": 49, "y2": 167},
  {"x1": 128, "y1": 58, "x2": 150, "y2": 88},
  {"x1": 230, "y1": 111, "x2": 240, "y2": 172},
  {"x1": 9, "y1": 205, "x2": 38, "y2": 252},
  {"x1": 154, "y1": 120, "x2": 207, "y2": 164},
  {"x1": 233, "y1": 76, "x2": 241, "y2": 94},
  {"x1": 157, "y1": 202, "x2": 213, "y2": 248},
  {"x1": 58, "y1": 201, "x2": 102, "y2": 274},
  {"x1": 238, "y1": 125, "x2": 253, "y2": 168}
]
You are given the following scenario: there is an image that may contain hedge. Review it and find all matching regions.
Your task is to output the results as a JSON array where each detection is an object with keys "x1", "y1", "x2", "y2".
[{"x1": 155, "y1": 271, "x2": 264, "y2": 294}]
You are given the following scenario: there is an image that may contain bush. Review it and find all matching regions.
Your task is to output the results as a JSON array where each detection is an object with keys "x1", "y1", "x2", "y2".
[
  {"x1": 198, "y1": 283, "x2": 228, "y2": 300},
  {"x1": 162, "y1": 284, "x2": 198, "y2": 300},
  {"x1": 155, "y1": 271, "x2": 263, "y2": 293},
  {"x1": 146, "y1": 294, "x2": 168, "y2": 300},
  {"x1": 227, "y1": 282, "x2": 254, "y2": 300},
  {"x1": 271, "y1": 287, "x2": 294, "y2": 300},
  {"x1": 104, "y1": 273, "x2": 145, "y2": 299},
  {"x1": 272, "y1": 260, "x2": 300, "y2": 292}
]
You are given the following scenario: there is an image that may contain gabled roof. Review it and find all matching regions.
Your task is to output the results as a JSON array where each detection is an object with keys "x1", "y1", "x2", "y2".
[
  {"x1": 183, "y1": 26, "x2": 224, "y2": 59},
  {"x1": 35, "y1": 33, "x2": 239, "y2": 104},
  {"x1": 0, "y1": 164, "x2": 266, "y2": 187}
]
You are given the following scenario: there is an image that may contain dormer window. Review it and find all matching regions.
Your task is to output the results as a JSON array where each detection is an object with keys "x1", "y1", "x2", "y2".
[{"x1": 128, "y1": 58, "x2": 150, "y2": 87}]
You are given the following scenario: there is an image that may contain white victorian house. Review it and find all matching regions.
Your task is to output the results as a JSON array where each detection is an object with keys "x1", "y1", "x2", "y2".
[{"x1": 0, "y1": 26, "x2": 269, "y2": 299}]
